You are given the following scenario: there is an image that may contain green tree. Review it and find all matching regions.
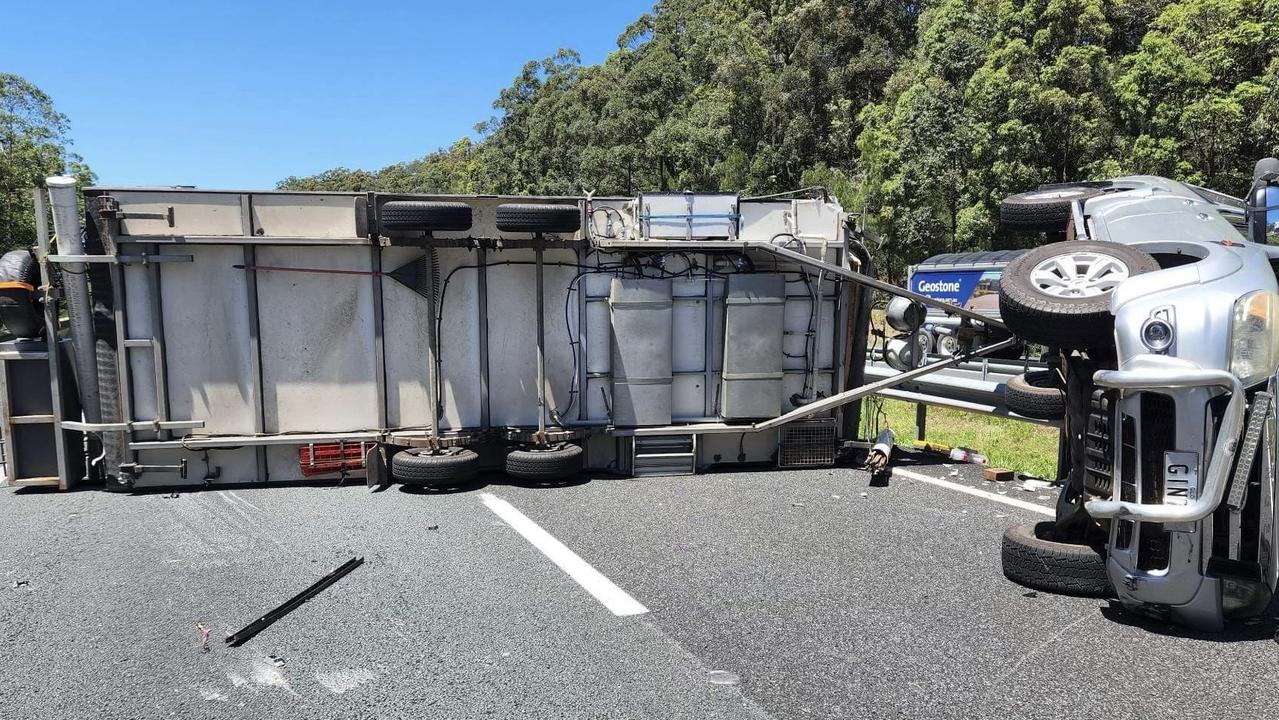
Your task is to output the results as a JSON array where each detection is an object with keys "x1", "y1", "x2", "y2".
[
  {"x1": 1116, "y1": 0, "x2": 1279, "y2": 192},
  {"x1": 860, "y1": 0, "x2": 1144, "y2": 270},
  {"x1": 278, "y1": 139, "x2": 487, "y2": 194},
  {"x1": 967, "y1": 0, "x2": 1124, "y2": 202},
  {"x1": 855, "y1": 0, "x2": 999, "y2": 273},
  {"x1": 283, "y1": 0, "x2": 920, "y2": 199},
  {"x1": 0, "y1": 74, "x2": 94, "y2": 251},
  {"x1": 279, "y1": 0, "x2": 1278, "y2": 271}
]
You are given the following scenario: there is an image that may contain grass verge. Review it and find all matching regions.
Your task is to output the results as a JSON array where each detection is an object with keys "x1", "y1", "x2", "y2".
[{"x1": 862, "y1": 397, "x2": 1060, "y2": 479}]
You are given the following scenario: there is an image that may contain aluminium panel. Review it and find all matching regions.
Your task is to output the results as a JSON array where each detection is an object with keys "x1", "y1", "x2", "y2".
[
  {"x1": 640, "y1": 193, "x2": 738, "y2": 239},
  {"x1": 431, "y1": 246, "x2": 482, "y2": 430},
  {"x1": 585, "y1": 376, "x2": 611, "y2": 421},
  {"x1": 719, "y1": 273, "x2": 786, "y2": 419},
  {"x1": 256, "y1": 246, "x2": 378, "y2": 433},
  {"x1": 781, "y1": 296, "x2": 837, "y2": 371},
  {"x1": 112, "y1": 191, "x2": 244, "y2": 236},
  {"x1": 485, "y1": 248, "x2": 577, "y2": 427},
  {"x1": 609, "y1": 278, "x2": 673, "y2": 426},
  {"x1": 158, "y1": 245, "x2": 259, "y2": 434},
  {"x1": 381, "y1": 247, "x2": 482, "y2": 430},
  {"x1": 128, "y1": 447, "x2": 260, "y2": 487},
  {"x1": 585, "y1": 300, "x2": 611, "y2": 375},
  {"x1": 672, "y1": 374, "x2": 707, "y2": 420},
  {"x1": 792, "y1": 198, "x2": 843, "y2": 243},
  {"x1": 251, "y1": 193, "x2": 360, "y2": 238},
  {"x1": 738, "y1": 201, "x2": 791, "y2": 241},
  {"x1": 671, "y1": 291, "x2": 706, "y2": 373}
]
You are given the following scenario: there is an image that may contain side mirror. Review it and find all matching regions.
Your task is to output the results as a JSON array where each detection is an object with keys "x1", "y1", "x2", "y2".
[{"x1": 1250, "y1": 158, "x2": 1279, "y2": 245}]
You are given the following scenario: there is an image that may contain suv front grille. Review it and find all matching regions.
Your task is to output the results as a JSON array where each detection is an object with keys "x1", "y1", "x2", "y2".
[
  {"x1": 1137, "y1": 392, "x2": 1175, "y2": 572},
  {"x1": 1083, "y1": 388, "x2": 1114, "y2": 496}
]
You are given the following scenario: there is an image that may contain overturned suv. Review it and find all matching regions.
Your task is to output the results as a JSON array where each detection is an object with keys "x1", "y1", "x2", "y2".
[{"x1": 996, "y1": 162, "x2": 1279, "y2": 630}]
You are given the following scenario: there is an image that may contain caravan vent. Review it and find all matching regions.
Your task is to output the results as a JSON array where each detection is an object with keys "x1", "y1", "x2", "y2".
[{"x1": 778, "y1": 418, "x2": 837, "y2": 468}]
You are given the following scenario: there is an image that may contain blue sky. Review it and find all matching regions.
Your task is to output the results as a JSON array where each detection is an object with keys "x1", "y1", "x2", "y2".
[{"x1": 2, "y1": 0, "x2": 652, "y2": 188}]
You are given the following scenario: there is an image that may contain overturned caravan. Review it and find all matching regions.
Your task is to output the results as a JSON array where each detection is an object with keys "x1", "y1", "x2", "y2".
[{"x1": 8, "y1": 180, "x2": 1006, "y2": 492}]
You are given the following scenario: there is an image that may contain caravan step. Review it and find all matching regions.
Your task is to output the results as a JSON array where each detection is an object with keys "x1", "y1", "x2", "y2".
[{"x1": 633, "y1": 435, "x2": 696, "y2": 477}]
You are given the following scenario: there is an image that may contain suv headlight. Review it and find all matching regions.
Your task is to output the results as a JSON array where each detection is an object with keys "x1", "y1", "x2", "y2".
[{"x1": 1230, "y1": 290, "x2": 1279, "y2": 386}]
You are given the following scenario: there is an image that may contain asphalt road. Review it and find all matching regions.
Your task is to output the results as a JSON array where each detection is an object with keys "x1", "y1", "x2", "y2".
[{"x1": 0, "y1": 457, "x2": 1275, "y2": 719}]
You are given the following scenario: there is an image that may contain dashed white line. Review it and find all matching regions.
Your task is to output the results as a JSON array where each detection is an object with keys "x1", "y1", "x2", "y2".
[
  {"x1": 891, "y1": 467, "x2": 1054, "y2": 517},
  {"x1": 479, "y1": 492, "x2": 648, "y2": 617}
]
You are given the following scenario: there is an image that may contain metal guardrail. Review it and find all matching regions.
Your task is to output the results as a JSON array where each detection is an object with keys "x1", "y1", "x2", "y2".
[{"x1": 863, "y1": 352, "x2": 1063, "y2": 434}]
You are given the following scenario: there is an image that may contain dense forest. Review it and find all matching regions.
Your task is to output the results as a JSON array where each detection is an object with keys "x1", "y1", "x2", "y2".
[{"x1": 280, "y1": 0, "x2": 1279, "y2": 268}]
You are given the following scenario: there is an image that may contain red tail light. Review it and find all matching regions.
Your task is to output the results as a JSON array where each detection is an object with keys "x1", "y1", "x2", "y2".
[{"x1": 298, "y1": 442, "x2": 372, "y2": 477}]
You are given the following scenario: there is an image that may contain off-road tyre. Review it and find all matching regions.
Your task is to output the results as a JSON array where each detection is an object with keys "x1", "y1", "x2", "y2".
[
  {"x1": 380, "y1": 201, "x2": 473, "y2": 232},
  {"x1": 998, "y1": 241, "x2": 1158, "y2": 350},
  {"x1": 0, "y1": 249, "x2": 42, "y2": 338},
  {"x1": 495, "y1": 203, "x2": 580, "y2": 234},
  {"x1": 1005, "y1": 370, "x2": 1066, "y2": 420},
  {"x1": 391, "y1": 447, "x2": 480, "y2": 486},
  {"x1": 1000, "y1": 186, "x2": 1105, "y2": 232},
  {"x1": 1001, "y1": 521, "x2": 1111, "y2": 597},
  {"x1": 504, "y1": 443, "x2": 583, "y2": 480}
]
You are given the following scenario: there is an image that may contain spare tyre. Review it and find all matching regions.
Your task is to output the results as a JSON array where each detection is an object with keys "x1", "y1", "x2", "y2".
[
  {"x1": 1004, "y1": 370, "x2": 1065, "y2": 420},
  {"x1": 504, "y1": 443, "x2": 583, "y2": 481},
  {"x1": 380, "y1": 201, "x2": 473, "y2": 232},
  {"x1": 391, "y1": 447, "x2": 479, "y2": 487},
  {"x1": 1001, "y1": 521, "x2": 1111, "y2": 597},
  {"x1": 998, "y1": 241, "x2": 1158, "y2": 349},
  {"x1": 1000, "y1": 186, "x2": 1105, "y2": 232},
  {"x1": 0, "y1": 249, "x2": 43, "y2": 338},
  {"x1": 495, "y1": 203, "x2": 580, "y2": 234}
]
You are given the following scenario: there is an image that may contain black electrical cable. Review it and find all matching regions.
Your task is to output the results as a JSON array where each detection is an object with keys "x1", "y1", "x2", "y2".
[
  {"x1": 432, "y1": 254, "x2": 733, "y2": 423},
  {"x1": 588, "y1": 206, "x2": 626, "y2": 239},
  {"x1": 556, "y1": 260, "x2": 731, "y2": 419}
]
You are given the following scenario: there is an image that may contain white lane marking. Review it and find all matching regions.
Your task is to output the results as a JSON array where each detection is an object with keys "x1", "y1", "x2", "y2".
[
  {"x1": 892, "y1": 467, "x2": 1054, "y2": 517},
  {"x1": 479, "y1": 492, "x2": 648, "y2": 616}
]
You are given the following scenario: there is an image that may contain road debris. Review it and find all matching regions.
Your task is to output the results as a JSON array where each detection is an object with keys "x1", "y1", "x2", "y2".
[
  {"x1": 427, "y1": 524, "x2": 439, "y2": 531},
  {"x1": 269, "y1": 655, "x2": 286, "y2": 667},
  {"x1": 983, "y1": 467, "x2": 1015, "y2": 482},
  {"x1": 196, "y1": 623, "x2": 211, "y2": 653},
  {"x1": 225, "y1": 556, "x2": 364, "y2": 648},
  {"x1": 706, "y1": 670, "x2": 741, "y2": 686},
  {"x1": 948, "y1": 447, "x2": 988, "y2": 464},
  {"x1": 1020, "y1": 478, "x2": 1053, "y2": 492},
  {"x1": 862, "y1": 428, "x2": 895, "y2": 484}
]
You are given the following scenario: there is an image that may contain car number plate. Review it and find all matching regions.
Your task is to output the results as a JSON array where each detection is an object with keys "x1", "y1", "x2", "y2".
[{"x1": 1164, "y1": 451, "x2": 1199, "y2": 505}]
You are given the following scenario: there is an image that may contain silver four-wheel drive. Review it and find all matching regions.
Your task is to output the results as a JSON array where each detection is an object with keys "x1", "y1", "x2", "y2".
[{"x1": 996, "y1": 160, "x2": 1279, "y2": 631}]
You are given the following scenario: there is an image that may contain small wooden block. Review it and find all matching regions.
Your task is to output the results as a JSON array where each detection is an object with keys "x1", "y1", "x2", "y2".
[{"x1": 983, "y1": 467, "x2": 1015, "y2": 482}]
